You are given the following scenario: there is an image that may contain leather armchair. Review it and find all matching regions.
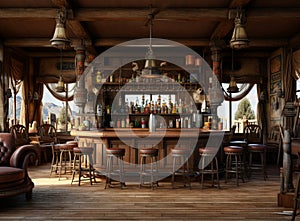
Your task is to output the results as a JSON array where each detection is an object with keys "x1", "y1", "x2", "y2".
[{"x1": 0, "y1": 133, "x2": 38, "y2": 200}]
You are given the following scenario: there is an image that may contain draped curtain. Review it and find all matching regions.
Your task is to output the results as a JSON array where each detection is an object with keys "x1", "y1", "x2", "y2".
[{"x1": 8, "y1": 57, "x2": 24, "y2": 126}]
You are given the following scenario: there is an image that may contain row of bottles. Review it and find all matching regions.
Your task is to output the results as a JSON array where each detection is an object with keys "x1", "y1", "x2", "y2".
[
  {"x1": 107, "y1": 111, "x2": 204, "y2": 129},
  {"x1": 112, "y1": 95, "x2": 205, "y2": 115}
]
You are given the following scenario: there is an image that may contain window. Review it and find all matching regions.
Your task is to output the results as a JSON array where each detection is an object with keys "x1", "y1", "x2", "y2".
[
  {"x1": 218, "y1": 83, "x2": 257, "y2": 132},
  {"x1": 42, "y1": 84, "x2": 77, "y2": 132}
]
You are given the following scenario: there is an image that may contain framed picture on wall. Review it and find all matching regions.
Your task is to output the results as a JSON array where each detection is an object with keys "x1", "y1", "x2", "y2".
[
  {"x1": 270, "y1": 54, "x2": 282, "y2": 95},
  {"x1": 269, "y1": 49, "x2": 283, "y2": 121}
]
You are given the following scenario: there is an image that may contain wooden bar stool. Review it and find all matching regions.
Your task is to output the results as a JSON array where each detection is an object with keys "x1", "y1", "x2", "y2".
[
  {"x1": 171, "y1": 148, "x2": 191, "y2": 189},
  {"x1": 248, "y1": 143, "x2": 267, "y2": 180},
  {"x1": 139, "y1": 148, "x2": 159, "y2": 189},
  {"x1": 105, "y1": 148, "x2": 126, "y2": 189},
  {"x1": 71, "y1": 147, "x2": 96, "y2": 186},
  {"x1": 230, "y1": 140, "x2": 250, "y2": 178},
  {"x1": 224, "y1": 146, "x2": 245, "y2": 186},
  {"x1": 50, "y1": 143, "x2": 75, "y2": 180},
  {"x1": 198, "y1": 148, "x2": 220, "y2": 189}
]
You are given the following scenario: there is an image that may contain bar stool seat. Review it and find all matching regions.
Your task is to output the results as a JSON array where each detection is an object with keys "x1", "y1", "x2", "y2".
[
  {"x1": 224, "y1": 146, "x2": 245, "y2": 186},
  {"x1": 139, "y1": 148, "x2": 159, "y2": 189},
  {"x1": 50, "y1": 143, "x2": 76, "y2": 180},
  {"x1": 230, "y1": 140, "x2": 248, "y2": 148},
  {"x1": 71, "y1": 147, "x2": 96, "y2": 186},
  {"x1": 171, "y1": 148, "x2": 191, "y2": 189},
  {"x1": 198, "y1": 148, "x2": 220, "y2": 189},
  {"x1": 105, "y1": 148, "x2": 126, "y2": 189},
  {"x1": 247, "y1": 143, "x2": 267, "y2": 180}
]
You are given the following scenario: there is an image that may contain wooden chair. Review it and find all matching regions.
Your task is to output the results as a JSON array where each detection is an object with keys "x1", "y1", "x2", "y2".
[
  {"x1": 37, "y1": 124, "x2": 57, "y2": 144},
  {"x1": 244, "y1": 124, "x2": 267, "y2": 179},
  {"x1": 244, "y1": 124, "x2": 262, "y2": 144},
  {"x1": 9, "y1": 124, "x2": 30, "y2": 148},
  {"x1": 37, "y1": 124, "x2": 57, "y2": 163}
]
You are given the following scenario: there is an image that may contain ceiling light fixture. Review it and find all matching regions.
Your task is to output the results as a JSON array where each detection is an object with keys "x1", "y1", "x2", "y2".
[
  {"x1": 227, "y1": 49, "x2": 239, "y2": 93},
  {"x1": 141, "y1": 9, "x2": 161, "y2": 79},
  {"x1": 50, "y1": 7, "x2": 71, "y2": 49},
  {"x1": 230, "y1": 7, "x2": 250, "y2": 50},
  {"x1": 55, "y1": 49, "x2": 65, "y2": 93}
]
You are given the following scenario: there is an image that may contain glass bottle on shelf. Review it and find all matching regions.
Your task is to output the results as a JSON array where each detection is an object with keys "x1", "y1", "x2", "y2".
[
  {"x1": 134, "y1": 97, "x2": 140, "y2": 114},
  {"x1": 144, "y1": 100, "x2": 150, "y2": 114},
  {"x1": 178, "y1": 99, "x2": 183, "y2": 114},
  {"x1": 172, "y1": 102, "x2": 177, "y2": 114}
]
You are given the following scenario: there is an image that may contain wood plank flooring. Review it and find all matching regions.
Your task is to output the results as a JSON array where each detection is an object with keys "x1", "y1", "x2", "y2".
[{"x1": 0, "y1": 164, "x2": 296, "y2": 220}]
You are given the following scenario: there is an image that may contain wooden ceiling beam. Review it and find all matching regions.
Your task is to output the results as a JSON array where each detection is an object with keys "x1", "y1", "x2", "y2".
[
  {"x1": 0, "y1": 7, "x2": 299, "y2": 20},
  {"x1": 3, "y1": 37, "x2": 288, "y2": 48},
  {"x1": 0, "y1": 8, "x2": 57, "y2": 18}
]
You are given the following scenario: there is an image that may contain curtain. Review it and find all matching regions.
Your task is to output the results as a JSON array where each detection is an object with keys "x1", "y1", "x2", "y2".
[
  {"x1": 223, "y1": 83, "x2": 254, "y2": 101},
  {"x1": 45, "y1": 83, "x2": 74, "y2": 102},
  {"x1": 9, "y1": 58, "x2": 24, "y2": 125},
  {"x1": 293, "y1": 49, "x2": 300, "y2": 80},
  {"x1": 256, "y1": 84, "x2": 268, "y2": 143},
  {"x1": 285, "y1": 50, "x2": 297, "y2": 135}
]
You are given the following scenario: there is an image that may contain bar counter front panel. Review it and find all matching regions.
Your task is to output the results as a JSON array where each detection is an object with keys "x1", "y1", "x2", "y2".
[{"x1": 71, "y1": 128, "x2": 229, "y2": 172}]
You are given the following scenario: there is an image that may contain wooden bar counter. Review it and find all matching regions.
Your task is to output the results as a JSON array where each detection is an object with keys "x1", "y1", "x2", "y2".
[{"x1": 71, "y1": 128, "x2": 229, "y2": 172}]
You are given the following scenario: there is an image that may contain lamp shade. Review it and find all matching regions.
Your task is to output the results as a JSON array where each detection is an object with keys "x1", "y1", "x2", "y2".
[
  {"x1": 227, "y1": 76, "x2": 239, "y2": 93},
  {"x1": 50, "y1": 8, "x2": 71, "y2": 49},
  {"x1": 55, "y1": 75, "x2": 65, "y2": 93},
  {"x1": 230, "y1": 9, "x2": 249, "y2": 50},
  {"x1": 50, "y1": 20, "x2": 71, "y2": 49},
  {"x1": 141, "y1": 59, "x2": 161, "y2": 78},
  {"x1": 230, "y1": 23, "x2": 249, "y2": 49}
]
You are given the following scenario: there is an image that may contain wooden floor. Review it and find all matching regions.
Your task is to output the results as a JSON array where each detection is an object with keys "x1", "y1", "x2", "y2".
[{"x1": 0, "y1": 164, "x2": 297, "y2": 220}]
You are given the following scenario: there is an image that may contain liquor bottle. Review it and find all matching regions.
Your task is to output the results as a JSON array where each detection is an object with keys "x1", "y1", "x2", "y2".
[
  {"x1": 135, "y1": 97, "x2": 140, "y2": 114},
  {"x1": 178, "y1": 99, "x2": 183, "y2": 114},
  {"x1": 144, "y1": 100, "x2": 150, "y2": 114},
  {"x1": 172, "y1": 102, "x2": 177, "y2": 114}
]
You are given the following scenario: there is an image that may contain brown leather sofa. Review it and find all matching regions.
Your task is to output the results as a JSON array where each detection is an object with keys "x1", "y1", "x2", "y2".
[{"x1": 0, "y1": 133, "x2": 38, "y2": 200}]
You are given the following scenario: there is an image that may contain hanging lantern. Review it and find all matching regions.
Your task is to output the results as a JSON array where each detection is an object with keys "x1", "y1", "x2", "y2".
[
  {"x1": 230, "y1": 8, "x2": 250, "y2": 50},
  {"x1": 50, "y1": 8, "x2": 71, "y2": 49}
]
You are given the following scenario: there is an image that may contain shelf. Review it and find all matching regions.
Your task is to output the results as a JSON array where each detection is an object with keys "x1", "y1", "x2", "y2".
[{"x1": 108, "y1": 113, "x2": 197, "y2": 118}]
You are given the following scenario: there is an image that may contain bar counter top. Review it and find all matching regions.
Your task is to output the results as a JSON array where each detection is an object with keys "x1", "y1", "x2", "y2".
[{"x1": 71, "y1": 128, "x2": 227, "y2": 138}]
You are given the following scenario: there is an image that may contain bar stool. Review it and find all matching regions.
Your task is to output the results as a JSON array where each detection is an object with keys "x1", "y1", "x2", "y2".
[
  {"x1": 171, "y1": 148, "x2": 191, "y2": 189},
  {"x1": 139, "y1": 148, "x2": 159, "y2": 189},
  {"x1": 247, "y1": 143, "x2": 267, "y2": 180},
  {"x1": 230, "y1": 140, "x2": 250, "y2": 178},
  {"x1": 71, "y1": 147, "x2": 96, "y2": 186},
  {"x1": 105, "y1": 148, "x2": 126, "y2": 189},
  {"x1": 198, "y1": 148, "x2": 220, "y2": 189},
  {"x1": 50, "y1": 143, "x2": 75, "y2": 180},
  {"x1": 224, "y1": 146, "x2": 245, "y2": 186}
]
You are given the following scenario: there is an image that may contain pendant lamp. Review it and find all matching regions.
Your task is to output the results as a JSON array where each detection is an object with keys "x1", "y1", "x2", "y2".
[
  {"x1": 230, "y1": 7, "x2": 250, "y2": 50},
  {"x1": 141, "y1": 11, "x2": 161, "y2": 79},
  {"x1": 55, "y1": 49, "x2": 65, "y2": 93},
  {"x1": 50, "y1": 7, "x2": 71, "y2": 49}
]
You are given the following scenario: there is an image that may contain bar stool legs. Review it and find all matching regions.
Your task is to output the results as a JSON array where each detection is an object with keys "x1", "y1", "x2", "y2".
[
  {"x1": 224, "y1": 146, "x2": 245, "y2": 186},
  {"x1": 248, "y1": 144, "x2": 267, "y2": 180},
  {"x1": 50, "y1": 143, "x2": 74, "y2": 180},
  {"x1": 105, "y1": 148, "x2": 126, "y2": 189},
  {"x1": 198, "y1": 148, "x2": 220, "y2": 189},
  {"x1": 71, "y1": 147, "x2": 96, "y2": 186},
  {"x1": 139, "y1": 148, "x2": 159, "y2": 189},
  {"x1": 171, "y1": 149, "x2": 191, "y2": 189}
]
